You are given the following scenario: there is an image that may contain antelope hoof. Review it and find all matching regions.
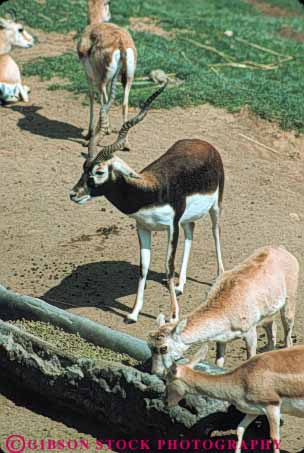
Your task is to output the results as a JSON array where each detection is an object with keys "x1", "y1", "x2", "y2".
[
  {"x1": 216, "y1": 358, "x2": 225, "y2": 368},
  {"x1": 170, "y1": 316, "x2": 179, "y2": 324},
  {"x1": 217, "y1": 267, "x2": 225, "y2": 277},
  {"x1": 175, "y1": 286, "x2": 184, "y2": 296},
  {"x1": 124, "y1": 314, "x2": 138, "y2": 324},
  {"x1": 161, "y1": 278, "x2": 168, "y2": 287}
]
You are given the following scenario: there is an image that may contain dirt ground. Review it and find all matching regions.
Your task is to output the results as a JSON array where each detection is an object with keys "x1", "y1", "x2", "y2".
[{"x1": 0, "y1": 60, "x2": 304, "y2": 451}]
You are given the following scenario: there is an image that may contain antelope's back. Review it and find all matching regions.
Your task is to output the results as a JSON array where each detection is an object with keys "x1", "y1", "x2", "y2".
[
  {"x1": 141, "y1": 139, "x2": 224, "y2": 202},
  {"x1": 240, "y1": 346, "x2": 304, "y2": 401},
  {"x1": 78, "y1": 23, "x2": 135, "y2": 58},
  {"x1": 273, "y1": 245, "x2": 299, "y2": 286}
]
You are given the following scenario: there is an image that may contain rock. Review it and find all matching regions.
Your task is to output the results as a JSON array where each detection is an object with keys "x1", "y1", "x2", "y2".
[
  {"x1": 149, "y1": 69, "x2": 169, "y2": 84},
  {"x1": 224, "y1": 30, "x2": 234, "y2": 37},
  {"x1": 289, "y1": 213, "x2": 301, "y2": 222},
  {"x1": 149, "y1": 69, "x2": 183, "y2": 86}
]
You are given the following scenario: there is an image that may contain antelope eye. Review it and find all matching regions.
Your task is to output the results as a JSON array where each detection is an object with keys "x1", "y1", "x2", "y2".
[
  {"x1": 18, "y1": 27, "x2": 24, "y2": 32},
  {"x1": 160, "y1": 346, "x2": 168, "y2": 354}
]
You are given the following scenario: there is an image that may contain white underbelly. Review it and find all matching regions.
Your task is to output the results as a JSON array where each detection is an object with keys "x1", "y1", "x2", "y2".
[
  {"x1": 129, "y1": 204, "x2": 175, "y2": 231},
  {"x1": 235, "y1": 401, "x2": 265, "y2": 416},
  {"x1": 235, "y1": 398, "x2": 304, "y2": 418},
  {"x1": 213, "y1": 330, "x2": 244, "y2": 342},
  {"x1": 281, "y1": 398, "x2": 304, "y2": 417},
  {"x1": 129, "y1": 191, "x2": 218, "y2": 231},
  {"x1": 180, "y1": 191, "x2": 218, "y2": 224}
]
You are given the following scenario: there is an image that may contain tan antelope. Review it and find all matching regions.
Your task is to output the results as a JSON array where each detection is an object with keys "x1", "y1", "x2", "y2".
[
  {"x1": 149, "y1": 246, "x2": 298, "y2": 376},
  {"x1": 0, "y1": 12, "x2": 34, "y2": 103},
  {"x1": 77, "y1": 0, "x2": 137, "y2": 152},
  {"x1": 70, "y1": 81, "x2": 225, "y2": 324},
  {"x1": 166, "y1": 347, "x2": 304, "y2": 453}
]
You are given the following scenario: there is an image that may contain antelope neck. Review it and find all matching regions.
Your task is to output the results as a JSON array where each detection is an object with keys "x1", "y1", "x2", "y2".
[
  {"x1": 0, "y1": 41, "x2": 10, "y2": 55},
  {"x1": 103, "y1": 173, "x2": 158, "y2": 215},
  {"x1": 185, "y1": 370, "x2": 241, "y2": 403}
]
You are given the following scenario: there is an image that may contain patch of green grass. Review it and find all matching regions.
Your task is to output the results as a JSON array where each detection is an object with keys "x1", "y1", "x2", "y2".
[{"x1": 3, "y1": 0, "x2": 304, "y2": 131}]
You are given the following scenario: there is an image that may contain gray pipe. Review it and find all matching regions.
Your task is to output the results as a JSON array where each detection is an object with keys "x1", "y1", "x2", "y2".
[{"x1": 0, "y1": 284, "x2": 151, "y2": 361}]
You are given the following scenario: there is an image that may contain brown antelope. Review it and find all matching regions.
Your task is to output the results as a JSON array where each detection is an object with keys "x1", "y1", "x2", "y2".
[
  {"x1": 149, "y1": 246, "x2": 298, "y2": 376},
  {"x1": 70, "y1": 81, "x2": 225, "y2": 324},
  {"x1": 77, "y1": 0, "x2": 137, "y2": 152},
  {"x1": 0, "y1": 13, "x2": 34, "y2": 103},
  {"x1": 166, "y1": 347, "x2": 304, "y2": 453}
]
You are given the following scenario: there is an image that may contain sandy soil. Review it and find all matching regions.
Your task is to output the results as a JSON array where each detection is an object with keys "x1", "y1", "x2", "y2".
[
  {"x1": 0, "y1": 63, "x2": 304, "y2": 451},
  {"x1": 246, "y1": 0, "x2": 300, "y2": 17},
  {"x1": 16, "y1": 28, "x2": 76, "y2": 63}
]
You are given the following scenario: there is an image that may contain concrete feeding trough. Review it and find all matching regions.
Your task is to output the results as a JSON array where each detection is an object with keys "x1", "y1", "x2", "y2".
[{"x1": 0, "y1": 285, "x2": 269, "y2": 452}]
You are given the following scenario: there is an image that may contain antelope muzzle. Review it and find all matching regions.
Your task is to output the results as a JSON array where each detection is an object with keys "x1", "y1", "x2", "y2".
[{"x1": 70, "y1": 174, "x2": 91, "y2": 205}]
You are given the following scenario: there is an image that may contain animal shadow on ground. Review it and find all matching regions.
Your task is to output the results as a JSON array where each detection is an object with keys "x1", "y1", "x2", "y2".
[
  {"x1": 42, "y1": 260, "x2": 213, "y2": 321},
  {"x1": 42, "y1": 260, "x2": 165, "y2": 320},
  {"x1": 10, "y1": 105, "x2": 83, "y2": 142}
]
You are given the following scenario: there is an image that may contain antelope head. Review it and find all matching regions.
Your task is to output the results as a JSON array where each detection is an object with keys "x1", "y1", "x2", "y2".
[
  {"x1": 0, "y1": 13, "x2": 34, "y2": 51},
  {"x1": 69, "y1": 153, "x2": 140, "y2": 205},
  {"x1": 70, "y1": 78, "x2": 168, "y2": 205},
  {"x1": 101, "y1": 0, "x2": 111, "y2": 22},
  {"x1": 148, "y1": 313, "x2": 188, "y2": 377},
  {"x1": 88, "y1": 0, "x2": 111, "y2": 24}
]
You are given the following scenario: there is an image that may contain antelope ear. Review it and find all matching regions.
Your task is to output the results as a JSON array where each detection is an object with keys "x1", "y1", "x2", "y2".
[
  {"x1": 173, "y1": 319, "x2": 187, "y2": 336},
  {"x1": 156, "y1": 313, "x2": 166, "y2": 327},
  {"x1": 121, "y1": 167, "x2": 141, "y2": 179},
  {"x1": 0, "y1": 18, "x2": 9, "y2": 29},
  {"x1": 113, "y1": 159, "x2": 141, "y2": 179}
]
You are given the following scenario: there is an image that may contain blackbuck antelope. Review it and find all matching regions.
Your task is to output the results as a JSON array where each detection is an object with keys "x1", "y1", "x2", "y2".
[
  {"x1": 149, "y1": 246, "x2": 298, "y2": 376},
  {"x1": 70, "y1": 81, "x2": 225, "y2": 324},
  {"x1": 77, "y1": 0, "x2": 137, "y2": 152},
  {"x1": 166, "y1": 347, "x2": 304, "y2": 453},
  {"x1": 0, "y1": 12, "x2": 34, "y2": 103}
]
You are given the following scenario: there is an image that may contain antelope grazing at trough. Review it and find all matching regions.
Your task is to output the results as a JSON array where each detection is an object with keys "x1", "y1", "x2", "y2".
[
  {"x1": 0, "y1": 12, "x2": 34, "y2": 103},
  {"x1": 70, "y1": 80, "x2": 225, "y2": 324},
  {"x1": 166, "y1": 347, "x2": 304, "y2": 453},
  {"x1": 77, "y1": 0, "x2": 137, "y2": 152},
  {"x1": 149, "y1": 246, "x2": 298, "y2": 376}
]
